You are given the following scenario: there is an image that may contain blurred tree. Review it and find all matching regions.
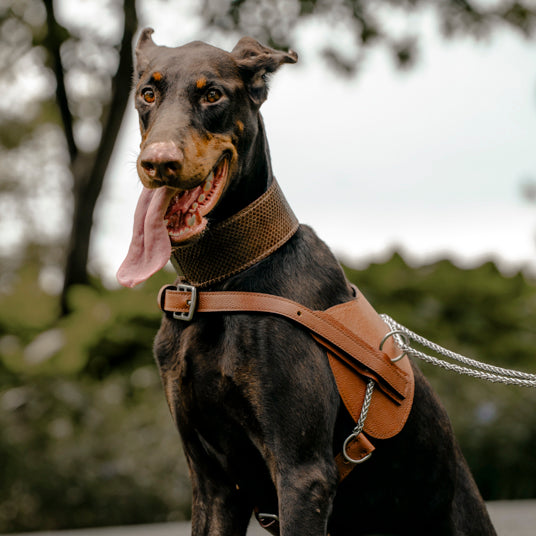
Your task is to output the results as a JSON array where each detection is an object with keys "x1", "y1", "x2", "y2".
[
  {"x1": 521, "y1": 177, "x2": 536, "y2": 203},
  {"x1": 0, "y1": 0, "x2": 138, "y2": 314},
  {"x1": 45, "y1": 0, "x2": 138, "y2": 315},
  {"x1": 200, "y1": 0, "x2": 536, "y2": 72}
]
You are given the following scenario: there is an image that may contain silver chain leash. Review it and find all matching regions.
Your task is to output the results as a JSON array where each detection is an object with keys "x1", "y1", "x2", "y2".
[{"x1": 380, "y1": 314, "x2": 536, "y2": 388}]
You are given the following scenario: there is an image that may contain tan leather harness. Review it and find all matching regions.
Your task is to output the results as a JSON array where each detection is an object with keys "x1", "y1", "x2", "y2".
[
  {"x1": 160, "y1": 178, "x2": 414, "y2": 483},
  {"x1": 158, "y1": 284, "x2": 414, "y2": 480}
]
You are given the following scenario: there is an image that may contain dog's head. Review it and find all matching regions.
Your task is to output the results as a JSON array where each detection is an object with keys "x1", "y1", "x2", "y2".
[{"x1": 117, "y1": 30, "x2": 297, "y2": 287}]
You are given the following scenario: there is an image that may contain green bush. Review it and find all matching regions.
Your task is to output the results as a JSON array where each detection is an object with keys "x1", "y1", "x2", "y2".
[
  {"x1": 0, "y1": 373, "x2": 191, "y2": 532},
  {"x1": 0, "y1": 263, "x2": 192, "y2": 532},
  {"x1": 0, "y1": 262, "x2": 170, "y2": 376}
]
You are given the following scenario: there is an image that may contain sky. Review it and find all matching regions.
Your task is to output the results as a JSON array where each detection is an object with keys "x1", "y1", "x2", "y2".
[{"x1": 87, "y1": 1, "x2": 536, "y2": 286}]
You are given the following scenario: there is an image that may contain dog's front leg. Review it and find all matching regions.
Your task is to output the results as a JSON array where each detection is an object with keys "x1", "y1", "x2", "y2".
[
  {"x1": 254, "y1": 328, "x2": 341, "y2": 535},
  {"x1": 274, "y1": 461, "x2": 339, "y2": 536},
  {"x1": 174, "y1": 421, "x2": 252, "y2": 536},
  {"x1": 188, "y1": 457, "x2": 252, "y2": 536}
]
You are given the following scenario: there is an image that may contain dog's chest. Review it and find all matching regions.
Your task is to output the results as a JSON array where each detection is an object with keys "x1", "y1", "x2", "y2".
[
  {"x1": 155, "y1": 315, "x2": 268, "y2": 425},
  {"x1": 154, "y1": 309, "x2": 335, "y2": 446}
]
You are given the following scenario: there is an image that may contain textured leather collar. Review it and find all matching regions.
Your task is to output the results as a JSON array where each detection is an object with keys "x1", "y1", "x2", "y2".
[{"x1": 170, "y1": 179, "x2": 299, "y2": 287}]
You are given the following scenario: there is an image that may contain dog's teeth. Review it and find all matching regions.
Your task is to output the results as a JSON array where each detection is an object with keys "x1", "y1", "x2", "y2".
[
  {"x1": 203, "y1": 172, "x2": 213, "y2": 192},
  {"x1": 198, "y1": 193, "x2": 206, "y2": 203},
  {"x1": 189, "y1": 202, "x2": 198, "y2": 213},
  {"x1": 186, "y1": 215, "x2": 196, "y2": 227}
]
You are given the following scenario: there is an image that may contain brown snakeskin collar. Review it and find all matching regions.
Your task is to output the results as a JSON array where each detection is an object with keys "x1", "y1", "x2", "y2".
[{"x1": 170, "y1": 179, "x2": 299, "y2": 287}]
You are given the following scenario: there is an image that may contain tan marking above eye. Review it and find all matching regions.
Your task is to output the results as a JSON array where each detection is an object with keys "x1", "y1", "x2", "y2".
[
  {"x1": 152, "y1": 71, "x2": 162, "y2": 82},
  {"x1": 196, "y1": 77, "x2": 207, "y2": 89}
]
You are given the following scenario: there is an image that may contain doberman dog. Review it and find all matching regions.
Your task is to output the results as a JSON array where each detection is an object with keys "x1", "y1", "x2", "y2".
[{"x1": 117, "y1": 29, "x2": 496, "y2": 535}]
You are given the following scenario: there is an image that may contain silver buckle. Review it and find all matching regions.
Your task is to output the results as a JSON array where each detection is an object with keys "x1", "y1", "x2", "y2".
[{"x1": 172, "y1": 284, "x2": 197, "y2": 322}]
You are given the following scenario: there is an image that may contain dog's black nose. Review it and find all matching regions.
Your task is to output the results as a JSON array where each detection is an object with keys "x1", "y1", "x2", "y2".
[{"x1": 139, "y1": 142, "x2": 184, "y2": 183}]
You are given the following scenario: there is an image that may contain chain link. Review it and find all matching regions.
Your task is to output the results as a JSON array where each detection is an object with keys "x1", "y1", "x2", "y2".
[
  {"x1": 352, "y1": 378, "x2": 375, "y2": 435},
  {"x1": 380, "y1": 314, "x2": 536, "y2": 388},
  {"x1": 342, "y1": 378, "x2": 375, "y2": 464}
]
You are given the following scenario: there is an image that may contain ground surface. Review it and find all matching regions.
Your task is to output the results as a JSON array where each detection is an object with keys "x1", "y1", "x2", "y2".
[{"x1": 2, "y1": 501, "x2": 534, "y2": 536}]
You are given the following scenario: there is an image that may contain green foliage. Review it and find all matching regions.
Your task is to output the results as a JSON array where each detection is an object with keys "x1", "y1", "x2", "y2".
[
  {"x1": 0, "y1": 264, "x2": 191, "y2": 532},
  {"x1": 0, "y1": 261, "x2": 170, "y2": 376},
  {"x1": 0, "y1": 374, "x2": 191, "y2": 532},
  {"x1": 344, "y1": 253, "x2": 536, "y2": 370},
  {"x1": 1, "y1": 254, "x2": 536, "y2": 531}
]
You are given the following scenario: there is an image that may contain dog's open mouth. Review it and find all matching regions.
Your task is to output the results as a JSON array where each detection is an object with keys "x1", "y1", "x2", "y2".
[
  {"x1": 165, "y1": 155, "x2": 229, "y2": 244},
  {"x1": 116, "y1": 154, "x2": 230, "y2": 288}
]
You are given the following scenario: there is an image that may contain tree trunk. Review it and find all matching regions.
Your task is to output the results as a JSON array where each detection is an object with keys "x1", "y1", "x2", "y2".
[{"x1": 60, "y1": 0, "x2": 138, "y2": 315}]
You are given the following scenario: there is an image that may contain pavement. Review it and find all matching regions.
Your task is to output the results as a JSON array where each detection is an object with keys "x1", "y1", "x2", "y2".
[{"x1": 2, "y1": 500, "x2": 535, "y2": 536}]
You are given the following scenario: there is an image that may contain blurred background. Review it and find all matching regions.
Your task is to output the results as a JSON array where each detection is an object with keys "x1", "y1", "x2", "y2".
[{"x1": 1, "y1": 0, "x2": 536, "y2": 532}]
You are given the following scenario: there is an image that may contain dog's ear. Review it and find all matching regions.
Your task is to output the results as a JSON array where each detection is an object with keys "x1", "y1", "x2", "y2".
[
  {"x1": 135, "y1": 27, "x2": 158, "y2": 78},
  {"x1": 231, "y1": 37, "x2": 298, "y2": 106}
]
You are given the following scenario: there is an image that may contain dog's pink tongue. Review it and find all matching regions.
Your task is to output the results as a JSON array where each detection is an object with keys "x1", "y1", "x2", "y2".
[{"x1": 117, "y1": 187, "x2": 175, "y2": 287}]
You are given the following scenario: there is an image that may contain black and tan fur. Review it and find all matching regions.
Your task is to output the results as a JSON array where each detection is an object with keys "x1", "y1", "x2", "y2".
[{"x1": 133, "y1": 29, "x2": 496, "y2": 535}]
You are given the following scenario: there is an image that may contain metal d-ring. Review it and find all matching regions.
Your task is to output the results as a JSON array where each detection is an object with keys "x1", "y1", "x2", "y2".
[
  {"x1": 379, "y1": 329, "x2": 410, "y2": 363},
  {"x1": 342, "y1": 378, "x2": 375, "y2": 465},
  {"x1": 342, "y1": 432, "x2": 373, "y2": 464},
  {"x1": 256, "y1": 513, "x2": 279, "y2": 529}
]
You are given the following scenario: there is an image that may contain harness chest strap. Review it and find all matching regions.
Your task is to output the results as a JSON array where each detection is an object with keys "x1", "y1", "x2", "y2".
[
  {"x1": 159, "y1": 287, "x2": 411, "y2": 403},
  {"x1": 158, "y1": 285, "x2": 415, "y2": 484}
]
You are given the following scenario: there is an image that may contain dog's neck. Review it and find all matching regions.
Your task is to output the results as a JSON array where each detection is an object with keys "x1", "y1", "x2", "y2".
[{"x1": 208, "y1": 115, "x2": 273, "y2": 223}]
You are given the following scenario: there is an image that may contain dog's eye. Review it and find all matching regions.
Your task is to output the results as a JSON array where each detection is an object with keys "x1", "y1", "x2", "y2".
[
  {"x1": 205, "y1": 89, "x2": 222, "y2": 104},
  {"x1": 142, "y1": 88, "x2": 156, "y2": 104}
]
